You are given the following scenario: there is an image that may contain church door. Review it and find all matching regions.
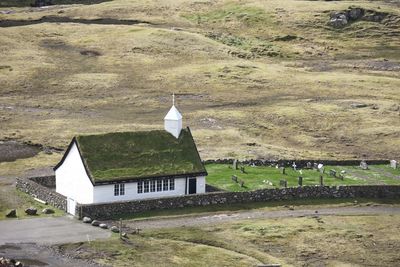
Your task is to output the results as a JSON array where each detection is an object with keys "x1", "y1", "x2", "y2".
[{"x1": 188, "y1": 178, "x2": 197, "y2": 194}]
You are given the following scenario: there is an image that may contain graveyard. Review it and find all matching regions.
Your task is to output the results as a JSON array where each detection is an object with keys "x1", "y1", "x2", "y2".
[{"x1": 206, "y1": 162, "x2": 400, "y2": 192}]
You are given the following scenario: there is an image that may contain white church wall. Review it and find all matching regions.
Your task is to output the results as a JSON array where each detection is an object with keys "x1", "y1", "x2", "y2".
[
  {"x1": 55, "y1": 142, "x2": 94, "y2": 204},
  {"x1": 93, "y1": 177, "x2": 188, "y2": 204}
]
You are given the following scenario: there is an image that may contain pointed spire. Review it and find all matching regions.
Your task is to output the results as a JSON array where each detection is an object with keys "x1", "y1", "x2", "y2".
[{"x1": 172, "y1": 93, "x2": 175, "y2": 106}]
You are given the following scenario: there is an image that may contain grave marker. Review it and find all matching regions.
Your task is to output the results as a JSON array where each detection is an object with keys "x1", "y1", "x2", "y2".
[
  {"x1": 360, "y1": 160, "x2": 368, "y2": 170},
  {"x1": 390, "y1": 160, "x2": 397, "y2": 169}
]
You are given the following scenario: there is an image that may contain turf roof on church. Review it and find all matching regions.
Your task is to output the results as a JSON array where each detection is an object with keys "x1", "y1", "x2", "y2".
[{"x1": 75, "y1": 128, "x2": 206, "y2": 183}]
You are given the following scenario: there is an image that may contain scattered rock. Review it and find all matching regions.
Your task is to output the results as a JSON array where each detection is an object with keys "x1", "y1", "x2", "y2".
[
  {"x1": 122, "y1": 232, "x2": 128, "y2": 238},
  {"x1": 24, "y1": 207, "x2": 37, "y2": 216},
  {"x1": 99, "y1": 223, "x2": 108, "y2": 229},
  {"x1": 274, "y1": 35, "x2": 298, "y2": 41},
  {"x1": 0, "y1": 257, "x2": 23, "y2": 267},
  {"x1": 351, "y1": 103, "x2": 368, "y2": 109},
  {"x1": 5, "y1": 209, "x2": 17, "y2": 218},
  {"x1": 91, "y1": 220, "x2": 100, "y2": 227},
  {"x1": 42, "y1": 208, "x2": 54, "y2": 214},
  {"x1": 82, "y1": 217, "x2": 92, "y2": 223},
  {"x1": 80, "y1": 50, "x2": 101, "y2": 57},
  {"x1": 110, "y1": 226, "x2": 120, "y2": 233},
  {"x1": 328, "y1": 7, "x2": 389, "y2": 28}
]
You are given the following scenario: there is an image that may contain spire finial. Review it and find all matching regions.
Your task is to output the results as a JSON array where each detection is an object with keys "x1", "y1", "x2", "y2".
[{"x1": 172, "y1": 93, "x2": 175, "y2": 106}]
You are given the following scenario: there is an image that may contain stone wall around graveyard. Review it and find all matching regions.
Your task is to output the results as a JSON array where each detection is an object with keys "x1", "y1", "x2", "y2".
[
  {"x1": 16, "y1": 177, "x2": 66, "y2": 211},
  {"x1": 204, "y1": 159, "x2": 390, "y2": 168},
  {"x1": 29, "y1": 175, "x2": 56, "y2": 188},
  {"x1": 77, "y1": 185, "x2": 400, "y2": 220}
]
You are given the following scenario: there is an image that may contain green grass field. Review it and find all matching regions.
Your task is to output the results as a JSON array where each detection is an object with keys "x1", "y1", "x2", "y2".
[{"x1": 206, "y1": 163, "x2": 400, "y2": 191}]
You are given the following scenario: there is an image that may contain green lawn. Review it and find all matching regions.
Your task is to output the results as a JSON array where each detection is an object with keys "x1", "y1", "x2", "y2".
[
  {"x1": 0, "y1": 189, "x2": 64, "y2": 220},
  {"x1": 205, "y1": 163, "x2": 400, "y2": 192}
]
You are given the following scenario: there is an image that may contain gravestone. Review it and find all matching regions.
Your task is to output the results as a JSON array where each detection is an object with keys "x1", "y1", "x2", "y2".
[
  {"x1": 360, "y1": 160, "x2": 368, "y2": 170},
  {"x1": 338, "y1": 173, "x2": 344, "y2": 180},
  {"x1": 298, "y1": 176, "x2": 303, "y2": 186},
  {"x1": 390, "y1": 160, "x2": 397, "y2": 169},
  {"x1": 292, "y1": 162, "x2": 297, "y2": 171},
  {"x1": 279, "y1": 179, "x2": 287, "y2": 188},
  {"x1": 281, "y1": 167, "x2": 286, "y2": 175},
  {"x1": 329, "y1": 169, "x2": 336, "y2": 177},
  {"x1": 313, "y1": 163, "x2": 319, "y2": 170},
  {"x1": 318, "y1": 164, "x2": 324, "y2": 174},
  {"x1": 319, "y1": 175, "x2": 323, "y2": 186},
  {"x1": 240, "y1": 166, "x2": 246, "y2": 173},
  {"x1": 306, "y1": 162, "x2": 312, "y2": 169},
  {"x1": 233, "y1": 159, "x2": 238, "y2": 170},
  {"x1": 231, "y1": 175, "x2": 238, "y2": 183},
  {"x1": 239, "y1": 180, "x2": 245, "y2": 187}
]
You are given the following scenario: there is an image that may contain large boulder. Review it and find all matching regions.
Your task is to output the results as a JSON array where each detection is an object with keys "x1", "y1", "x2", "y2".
[
  {"x1": 110, "y1": 226, "x2": 120, "y2": 233},
  {"x1": 91, "y1": 220, "x2": 100, "y2": 227},
  {"x1": 99, "y1": 223, "x2": 108, "y2": 229},
  {"x1": 24, "y1": 207, "x2": 37, "y2": 216},
  {"x1": 5, "y1": 209, "x2": 17, "y2": 218},
  {"x1": 82, "y1": 217, "x2": 92, "y2": 223}
]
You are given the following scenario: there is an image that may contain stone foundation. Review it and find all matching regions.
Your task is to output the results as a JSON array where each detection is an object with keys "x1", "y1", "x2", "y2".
[{"x1": 77, "y1": 185, "x2": 400, "y2": 220}]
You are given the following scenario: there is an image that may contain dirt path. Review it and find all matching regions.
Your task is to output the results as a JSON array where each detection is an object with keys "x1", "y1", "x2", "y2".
[{"x1": 123, "y1": 205, "x2": 400, "y2": 230}]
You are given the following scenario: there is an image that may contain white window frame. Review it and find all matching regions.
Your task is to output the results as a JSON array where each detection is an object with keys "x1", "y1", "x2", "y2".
[
  {"x1": 138, "y1": 181, "x2": 143, "y2": 194},
  {"x1": 114, "y1": 183, "x2": 125, "y2": 196}
]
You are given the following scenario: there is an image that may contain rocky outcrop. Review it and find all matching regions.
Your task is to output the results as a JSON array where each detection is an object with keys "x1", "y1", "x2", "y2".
[{"x1": 329, "y1": 7, "x2": 389, "y2": 28}]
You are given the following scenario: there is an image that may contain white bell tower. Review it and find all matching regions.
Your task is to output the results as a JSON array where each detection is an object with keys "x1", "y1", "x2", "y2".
[{"x1": 164, "y1": 93, "x2": 182, "y2": 138}]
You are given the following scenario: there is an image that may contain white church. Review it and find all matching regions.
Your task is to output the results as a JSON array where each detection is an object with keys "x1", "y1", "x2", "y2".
[{"x1": 54, "y1": 96, "x2": 207, "y2": 215}]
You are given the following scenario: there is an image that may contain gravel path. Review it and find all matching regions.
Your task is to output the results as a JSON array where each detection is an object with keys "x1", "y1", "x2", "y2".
[
  {"x1": 124, "y1": 205, "x2": 400, "y2": 230},
  {"x1": 0, "y1": 216, "x2": 110, "y2": 245}
]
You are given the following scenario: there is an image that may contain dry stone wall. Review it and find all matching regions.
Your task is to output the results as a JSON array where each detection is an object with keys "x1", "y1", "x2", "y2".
[
  {"x1": 16, "y1": 177, "x2": 66, "y2": 211},
  {"x1": 28, "y1": 175, "x2": 56, "y2": 188},
  {"x1": 77, "y1": 185, "x2": 400, "y2": 220},
  {"x1": 204, "y1": 159, "x2": 389, "y2": 167}
]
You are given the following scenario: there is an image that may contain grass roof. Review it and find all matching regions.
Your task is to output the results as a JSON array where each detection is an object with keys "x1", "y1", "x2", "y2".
[{"x1": 75, "y1": 128, "x2": 206, "y2": 183}]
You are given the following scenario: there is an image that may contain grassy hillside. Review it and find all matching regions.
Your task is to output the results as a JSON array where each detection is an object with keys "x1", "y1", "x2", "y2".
[{"x1": 0, "y1": 0, "x2": 399, "y2": 176}]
